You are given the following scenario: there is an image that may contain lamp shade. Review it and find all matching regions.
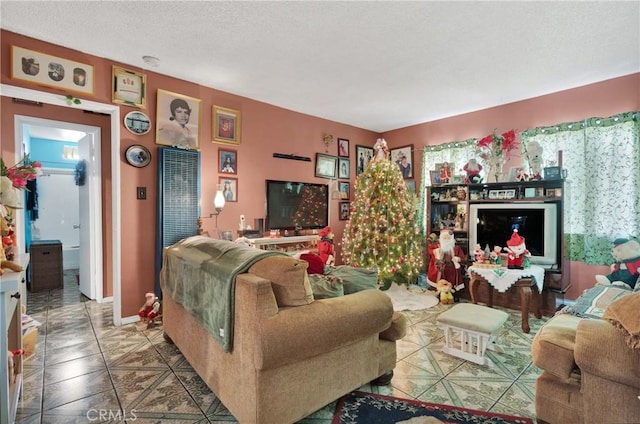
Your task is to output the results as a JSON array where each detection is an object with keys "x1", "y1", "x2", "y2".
[{"x1": 214, "y1": 189, "x2": 226, "y2": 211}]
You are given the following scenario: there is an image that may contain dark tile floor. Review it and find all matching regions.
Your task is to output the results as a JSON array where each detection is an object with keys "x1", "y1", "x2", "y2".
[{"x1": 15, "y1": 270, "x2": 546, "y2": 423}]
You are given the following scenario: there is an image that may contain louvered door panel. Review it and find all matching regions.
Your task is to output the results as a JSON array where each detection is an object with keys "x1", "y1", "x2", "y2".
[{"x1": 155, "y1": 147, "x2": 200, "y2": 295}]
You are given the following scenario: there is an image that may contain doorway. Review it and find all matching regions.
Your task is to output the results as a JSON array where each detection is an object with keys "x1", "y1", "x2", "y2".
[
  {"x1": 15, "y1": 116, "x2": 103, "y2": 301},
  {"x1": 3, "y1": 83, "x2": 123, "y2": 325}
]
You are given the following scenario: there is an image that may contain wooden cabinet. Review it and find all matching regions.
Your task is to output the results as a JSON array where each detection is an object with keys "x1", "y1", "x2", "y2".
[
  {"x1": 426, "y1": 180, "x2": 569, "y2": 316},
  {"x1": 1, "y1": 254, "x2": 29, "y2": 424},
  {"x1": 29, "y1": 240, "x2": 63, "y2": 292}
]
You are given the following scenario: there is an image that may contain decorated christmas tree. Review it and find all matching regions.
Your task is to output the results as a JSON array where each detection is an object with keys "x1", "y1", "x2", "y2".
[{"x1": 341, "y1": 138, "x2": 423, "y2": 286}]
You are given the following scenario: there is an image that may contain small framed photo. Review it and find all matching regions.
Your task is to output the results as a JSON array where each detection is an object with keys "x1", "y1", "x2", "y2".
[
  {"x1": 536, "y1": 187, "x2": 545, "y2": 197},
  {"x1": 339, "y1": 202, "x2": 350, "y2": 221},
  {"x1": 219, "y1": 230, "x2": 234, "y2": 241},
  {"x1": 156, "y1": 89, "x2": 201, "y2": 150},
  {"x1": 450, "y1": 175, "x2": 464, "y2": 184},
  {"x1": 355, "y1": 145, "x2": 374, "y2": 176},
  {"x1": 338, "y1": 158, "x2": 350, "y2": 179},
  {"x1": 213, "y1": 105, "x2": 241, "y2": 145},
  {"x1": 429, "y1": 170, "x2": 441, "y2": 186},
  {"x1": 339, "y1": 182, "x2": 350, "y2": 200},
  {"x1": 112, "y1": 66, "x2": 147, "y2": 108},
  {"x1": 315, "y1": 153, "x2": 337, "y2": 179},
  {"x1": 390, "y1": 144, "x2": 414, "y2": 179},
  {"x1": 11, "y1": 45, "x2": 95, "y2": 95},
  {"x1": 219, "y1": 177, "x2": 238, "y2": 202},
  {"x1": 338, "y1": 138, "x2": 350, "y2": 157},
  {"x1": 504, "y1": 189, "x2": 516, "y2": 199},
  {"x1": 124, "y1": 111, "x2": 151, "y2": 135},
  {"x1": 546, "y1": 189, "x2": 557, "y2": 198},
  {"x1": 219, "y1": 148, "x2": 237, "y2": 174},
  {"x1": 544, "y1": 166, "x2": 562, "y2": 180},
  {"x1": 524, "y1": 187, "x2": 537, "y2": 198}
]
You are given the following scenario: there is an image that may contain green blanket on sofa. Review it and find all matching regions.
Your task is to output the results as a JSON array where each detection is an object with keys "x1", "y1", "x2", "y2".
[{"x1": 161, "y1": 236, "x2": 286, "y2": 352}]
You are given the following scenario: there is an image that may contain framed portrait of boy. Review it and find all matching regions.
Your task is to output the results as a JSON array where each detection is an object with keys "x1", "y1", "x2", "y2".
[
  {"x1": 213, "y1": 105, "x2": 241, "y2": 145},
  {"x1": 156, "y1": 89, "x2": 201, "y2": 150}
]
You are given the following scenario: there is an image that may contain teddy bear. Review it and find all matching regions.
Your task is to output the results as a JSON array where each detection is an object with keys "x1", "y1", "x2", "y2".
[
  {"x1": 504, "y1": 230, "x2": 531, "y2": 269},
  {"x1": 138, "y1": 292, "x2": 161, "y2": 328},
  {"x1": 595, "y1": 238, "x2": 640, "y2": 289},
  {"x1": 318, "y1": 226, "x2": 335, "y2": 266},
  {"x1": 436, "y1": 279, "x2": 455, "y2": 304},
  {"x1": 524, "y1": 141, "x2": 544, "y2": 180}
]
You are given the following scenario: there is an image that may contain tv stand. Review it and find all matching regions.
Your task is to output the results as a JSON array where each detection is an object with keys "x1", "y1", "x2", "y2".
[{"x1": 426, "y1": 179, "x2": 568, "y2": 316}]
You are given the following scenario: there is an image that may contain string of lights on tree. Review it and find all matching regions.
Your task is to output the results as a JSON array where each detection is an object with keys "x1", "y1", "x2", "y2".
[{"x1": 341, "y1": 140, "x2": 423, "y2": 286}]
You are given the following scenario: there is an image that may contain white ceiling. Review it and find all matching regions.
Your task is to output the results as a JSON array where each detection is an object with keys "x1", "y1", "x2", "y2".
[{"x1": 2, "y1": 1, "x2": 639, "y2": 133}]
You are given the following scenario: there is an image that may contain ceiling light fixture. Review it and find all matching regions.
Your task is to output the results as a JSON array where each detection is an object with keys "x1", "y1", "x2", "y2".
[{"x1": 142, "y1": 55, "x2": 160, "y2": 67}]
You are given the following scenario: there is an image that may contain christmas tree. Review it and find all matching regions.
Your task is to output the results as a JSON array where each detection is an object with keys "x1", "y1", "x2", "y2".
[{"x1": 341, "y1": 139, "x2": 423, "y2": 286}]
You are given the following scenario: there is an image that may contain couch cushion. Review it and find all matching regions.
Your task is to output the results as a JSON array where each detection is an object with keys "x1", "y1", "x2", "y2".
[
  {"x1": 248, "y1": 256, "x2": 314, "y2": 306},
  {"x1": 324, "y1": 265, "x2": 378, "y2": 294},
  {"x1": 558, "y1": 285, "x2": 632, "y2": 319},
  {"x1": 308, "y1": 274, "x2": 344, "y2": 299},
  {"x1": 532, "y1": 313, "x2": 582, "y2": 380}
]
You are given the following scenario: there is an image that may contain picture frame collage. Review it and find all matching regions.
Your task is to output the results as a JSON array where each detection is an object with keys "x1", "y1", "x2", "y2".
[{"x1": 314, "y1": 138, "x2": 352, "y2": 220}]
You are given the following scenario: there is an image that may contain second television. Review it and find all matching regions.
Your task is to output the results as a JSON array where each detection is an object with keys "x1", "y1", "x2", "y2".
[{"x1": 265, "y1": 180, "x2": 329, "y2": 231}]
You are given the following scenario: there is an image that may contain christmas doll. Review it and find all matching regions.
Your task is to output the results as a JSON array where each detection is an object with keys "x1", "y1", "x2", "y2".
[{"x1": 504, "y1": 230, "x2": 530, "y2": 269}]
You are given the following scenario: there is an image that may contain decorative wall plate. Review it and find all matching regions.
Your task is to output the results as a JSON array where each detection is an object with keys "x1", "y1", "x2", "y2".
[
  {"x1": 125, "y1": 144, "x2": 151, "y2": 168},
  {"x1": 124, "y1": 110, "x2": 151, "y2": 135}
]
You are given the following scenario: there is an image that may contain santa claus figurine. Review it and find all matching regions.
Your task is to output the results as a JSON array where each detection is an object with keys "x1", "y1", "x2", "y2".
[
  {"x1": 428, "y1": 229, "x2": 466, "y2": 288},
  {"x1": 318, "y1": 226, "x2": 335, "y2": 266},
  {"x1": 463, "y1": 158, "x2": 483, "y2": 184},
  {"x1": 139, "y1": 292, "x2": 161, "y2": 328},
  {"x1": 504, "y1": 230, "x2": 531, "y2": 269}
]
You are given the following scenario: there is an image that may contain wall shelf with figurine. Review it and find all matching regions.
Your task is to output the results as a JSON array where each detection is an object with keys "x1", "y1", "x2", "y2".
[{"x1": 426, "y1": 178, "x2": 569, "y2": 316}]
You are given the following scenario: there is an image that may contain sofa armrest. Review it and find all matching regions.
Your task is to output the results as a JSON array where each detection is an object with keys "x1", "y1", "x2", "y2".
[
  {"x1": 531, "y1": 314, "x2": 581, "y2": 380},
  {"x1": 255, "y1": 289, "x2": 394, "y2": 370},
  {"x1": 380, "y1": 312, "x2": 407, "y2": 341},
  {"x1": 575, "y1": 318, "x2": 640, "y2": 388}
]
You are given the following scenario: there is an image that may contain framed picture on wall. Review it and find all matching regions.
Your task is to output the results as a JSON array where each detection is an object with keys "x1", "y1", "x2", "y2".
[
  {"x1": 338, "y1": 158, "x2": 350, "y2": 179},
  {"x1": 339, "y1": 202, "x2": 350, "y2": 221},
  {"x1": 390, "y1": 144, "x2": 414, "y2": 179},
  {"x1": 112, "y1": 66, "x2": 147, "y2": 108},
  {"x1": 338, "y1": 138, "x2": 350, "y2": 157},
  {"x1": 11, "y1": 45, "x2": 95, "y2": 95},
  {"x1": 218, "y1": 148, "x2": 237, "y2": 174},
  {"x1": 219, "y1": 176, "x2": 238, "y2": 202},
  {"x1": 156, "y1": 89, "x2": 201, "y2": 150},
  {"x1": 355, "y1": 145, "x2": 374, "y2": 176},
  {"x1": 213, "y1": 105, "x2": 241, "y2": 145},
  {"x1": 315, "y1": 153, "x2": 337, "y2": 179},
  {"x1": 339, "y1": 181, "x2": 350, "y2": 200}
]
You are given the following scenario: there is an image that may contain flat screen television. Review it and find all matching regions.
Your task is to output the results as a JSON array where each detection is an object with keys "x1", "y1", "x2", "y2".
[
  {"x1": 468, "y1": 203, "x2": 558, "y2": 268},
  {"x1": 265, "y1": 180, "x2": 329, "y2": 231}
]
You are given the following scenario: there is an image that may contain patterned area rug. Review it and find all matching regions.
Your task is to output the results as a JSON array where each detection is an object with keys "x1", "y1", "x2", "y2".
[{"x1": 332, "y1": 391, "x2": 534, "y2": 424}]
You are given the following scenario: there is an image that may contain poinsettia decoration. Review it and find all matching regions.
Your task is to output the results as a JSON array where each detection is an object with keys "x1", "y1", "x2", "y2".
[
  {"x1": 477, "y1": 129, "x2": 517, "y2": 181},
  {"x1": 0, "y1": 154, "x2": 42, "y2": 208}
]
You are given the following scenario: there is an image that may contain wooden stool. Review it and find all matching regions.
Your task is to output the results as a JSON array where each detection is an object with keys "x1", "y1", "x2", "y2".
[{"x1": 436, "y1": 303, "x2": 508, "y2": 365}]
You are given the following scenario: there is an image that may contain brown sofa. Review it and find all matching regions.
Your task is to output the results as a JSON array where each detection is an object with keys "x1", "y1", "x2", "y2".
[
  {"x1": 161, "y1": 237, "x2": 405, "y2": 424},
  {"x1": 531, "y1": 287, "x2": 640, "y2": 424}
]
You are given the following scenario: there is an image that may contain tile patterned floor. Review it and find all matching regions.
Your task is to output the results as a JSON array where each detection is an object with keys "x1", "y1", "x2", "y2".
[{"x1": 16, "y1": 270, "x2": 546, "y2": 423}]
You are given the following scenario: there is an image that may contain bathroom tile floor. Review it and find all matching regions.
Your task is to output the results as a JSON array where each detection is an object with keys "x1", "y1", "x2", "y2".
[{"x1": 16, "y1": 270, "x2": 546, "y2": 423}]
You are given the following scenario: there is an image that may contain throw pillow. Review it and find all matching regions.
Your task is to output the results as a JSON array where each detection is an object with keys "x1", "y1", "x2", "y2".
[
  {"x1": 308, "y1": 274, "x2": 344, "y2": 299},
  {"x1": 249, "y1": 256, "x2": 314, "y2": 306},
  {"x1": 603, "y1": 292, "x2": 640, "y2": 349},
  {"x1": 300, "y1": 252, "x2": 325, "y2": 275},
  {"x1": 558, "y1": 285, "x2": 632, "y2": 319},
  {"x1": 324, "y1": 265, "x2": 378, "y2": 294}
]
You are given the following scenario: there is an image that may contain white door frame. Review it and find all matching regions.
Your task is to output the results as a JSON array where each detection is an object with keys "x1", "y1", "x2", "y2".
[{"x1": 1, "y1": 84, "x2": 123, "y2": 325}]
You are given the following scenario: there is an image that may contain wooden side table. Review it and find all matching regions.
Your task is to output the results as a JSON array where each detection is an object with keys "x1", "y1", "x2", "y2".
[{"x1": 468, "y1": 266, "x2": 543, "y2": 333}]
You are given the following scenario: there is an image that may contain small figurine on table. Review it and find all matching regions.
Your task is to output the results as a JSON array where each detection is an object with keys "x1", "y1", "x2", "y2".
[{"x1": 504, "y1": 230, "x2": 531, "y2": 269}]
